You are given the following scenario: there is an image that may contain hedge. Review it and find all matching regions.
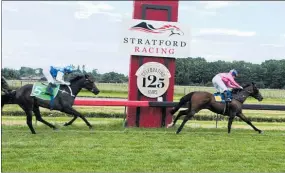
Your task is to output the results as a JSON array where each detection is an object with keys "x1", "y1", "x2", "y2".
[{"x1": 2, "y1": 111, "x2": 285, "y2": 123}]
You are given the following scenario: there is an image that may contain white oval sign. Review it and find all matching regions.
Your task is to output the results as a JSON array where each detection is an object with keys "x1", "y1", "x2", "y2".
[{"x1": 136, "y1": 62, "x2": 171, "y2": 98}]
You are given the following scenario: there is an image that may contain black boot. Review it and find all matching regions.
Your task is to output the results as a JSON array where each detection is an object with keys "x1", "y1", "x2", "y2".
[
  {"x1": 223, "y1": 91, "x2": 232, "y2": 102},
  {"x1": 45, "y1": 83, "x2": 54, "y2": 96}
]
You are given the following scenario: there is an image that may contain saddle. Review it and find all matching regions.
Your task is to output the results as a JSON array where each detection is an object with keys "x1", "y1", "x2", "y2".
[
  {"x1": 213, "y1": 92, "x2": 227, "y2": 103},
  {"x1": 213, "y1": 92, "x2": 232, "y2": 115}
]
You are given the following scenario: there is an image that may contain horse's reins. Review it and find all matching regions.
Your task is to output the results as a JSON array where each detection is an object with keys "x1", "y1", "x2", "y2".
[{"x1": 59, "y1": 85, "x2": 75, "y2": 97}]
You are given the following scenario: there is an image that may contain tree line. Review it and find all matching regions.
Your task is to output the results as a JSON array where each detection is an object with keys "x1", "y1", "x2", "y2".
[
  {"x1": 1, "y1": 65, "x2": 129, "y2": 84},
  {"x1": 2, "y1": 58, "x2": 285, "y2": 89},
  {"x1": 175, "y1": 58, "x2": 285, "y2": 89}
]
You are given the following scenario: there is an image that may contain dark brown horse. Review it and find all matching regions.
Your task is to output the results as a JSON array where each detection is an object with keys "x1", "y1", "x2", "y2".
[{"x1": 167, "y1": 82, "x2": 264, "y2": 134}]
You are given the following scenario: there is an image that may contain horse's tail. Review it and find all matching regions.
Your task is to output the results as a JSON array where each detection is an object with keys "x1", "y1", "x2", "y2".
[
  {"x1": 170, "y1": 92, "x2": 194, "y2": 115},
  {"x1": 2, "y1": 90, "x2": 17, "y2": 105}
]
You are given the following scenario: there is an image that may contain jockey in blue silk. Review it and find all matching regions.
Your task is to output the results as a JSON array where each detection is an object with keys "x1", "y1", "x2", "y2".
[{"x1": 42, "y1": 65, "x2": 74, "y2": 95}]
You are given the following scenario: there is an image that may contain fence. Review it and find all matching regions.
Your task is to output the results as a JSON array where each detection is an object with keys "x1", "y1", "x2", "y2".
[{"x1": 74, "y1": 99, "x2": 285, "y2": 128}]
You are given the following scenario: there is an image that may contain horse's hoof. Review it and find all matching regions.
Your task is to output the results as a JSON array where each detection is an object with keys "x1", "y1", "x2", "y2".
[
  {"x1": 167, "y1": 123, "x2": 173, "y2": 128},
  {"x1": 63, "y1": 123, "x2": 69, "y2": 126},
  {"x1": 89, "y1": 126, "x2": 94, "y2": 130},
  {"x1": 259, "y1": 130, "x2": 264, "y2": 134},
  {"x1": 53, "y1": 127, "x2": 59, "y2": 131}
]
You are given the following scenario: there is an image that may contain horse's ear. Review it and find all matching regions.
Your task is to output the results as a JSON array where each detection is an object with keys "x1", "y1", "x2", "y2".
[{"x1": 252, "y1": 82, "x2": 256, "y2": 86}]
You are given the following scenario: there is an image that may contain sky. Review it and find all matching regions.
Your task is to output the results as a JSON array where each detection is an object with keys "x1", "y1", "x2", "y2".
[{"x1": 2, "y1": 1, "x2": 285, "y2": 75}]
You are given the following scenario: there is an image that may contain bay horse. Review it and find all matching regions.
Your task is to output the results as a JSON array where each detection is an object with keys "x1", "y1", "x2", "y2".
[
  {"x1": 167, "y1": 82, "x2": 264, "y2": 134},
  {"x1": 2, "y1": 73, "x2": 100, "y2": 134}
]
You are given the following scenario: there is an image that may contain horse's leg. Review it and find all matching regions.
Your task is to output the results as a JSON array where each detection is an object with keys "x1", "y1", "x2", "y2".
[
  {"x1": 227, "y1": 111, "x2": 236, "y2": 134},
  {"x1": 33, "y1": 106, "x2": 57, "y2": 130},
  {"x1": 24, "y1": 109, "x2": 36, "y2": 134},
  {"x1": 176, "y1": 110, "x2": 195, "y2": 134},
  {"x1": 1, "y1": 102, "x2": 4, "y2": 111},
  {"x1": 18, "y1": 102, "x2": 36, "y2": 134},
  {"x1": 63, "y1": 116, "x2": 78, "y2": 126},
  {"x1": 1, "y1": 95, "x2": 7, "y2": 111},
  {"x1": 167, "y1": 109, "x2": 188, "y2": 128},
  {"x1": 237, "y1": 112, "x2": 263, "y2": 134},
  {"x1": 63, "y1": 107, "x2": 93, "y2": 129}
]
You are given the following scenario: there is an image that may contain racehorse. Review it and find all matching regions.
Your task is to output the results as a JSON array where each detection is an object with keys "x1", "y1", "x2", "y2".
[
  {"x1": 167, "y1": 82, "x2": 264, "y2": 134},
  {"x1": 2, "y1": 73, "x2": 100, "y2": 134},
  {"x1": 1, "y1": 76, "x2": 15, "y2": 110}
]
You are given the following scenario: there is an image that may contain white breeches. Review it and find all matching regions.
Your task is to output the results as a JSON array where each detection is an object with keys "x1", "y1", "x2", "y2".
[
  {"x1": 56, "y1": 72, "x2": 65, "y2": 83},
  {"x1": 212, "y1": 75, "x2": 228, "y2": 93},
  {"x1": 42, "y1": 67, "x2": 66, "y2": 84},
  {"x1": 42, "y1": 67, "x2": 55, "y2": 84}
]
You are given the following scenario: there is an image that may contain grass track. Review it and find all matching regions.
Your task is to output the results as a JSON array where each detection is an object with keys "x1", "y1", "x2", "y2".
[{"x1": 2, "y1": 117, "x2": 285, "y2": 172}]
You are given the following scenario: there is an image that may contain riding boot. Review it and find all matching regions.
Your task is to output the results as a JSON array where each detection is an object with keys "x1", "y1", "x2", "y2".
[
  {"x1": 45, "y1": 83, "x2": 54, "y2": 96},
  {"x1": 224, "y1": 91, "x2": 232, "y2": 102}
]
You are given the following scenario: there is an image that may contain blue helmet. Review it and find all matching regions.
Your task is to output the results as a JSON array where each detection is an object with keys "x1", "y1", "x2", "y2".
[
  {"x1": 64, "y1": 65, "x2": 73, "y2": 73},
  {"x1": 230, "y1": 69, "x2": 238, "y2": 77}
]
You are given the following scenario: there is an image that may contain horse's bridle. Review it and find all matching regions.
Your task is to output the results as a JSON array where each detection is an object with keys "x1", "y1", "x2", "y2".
[{"x1": 232, "y1": 86, "x2": 254, "y2": 103}]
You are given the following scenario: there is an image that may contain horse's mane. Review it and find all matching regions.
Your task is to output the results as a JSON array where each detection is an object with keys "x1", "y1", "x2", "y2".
[
  {"x1": 242, "y1": 83, "x2": 251, "y2": 88},
  {"x1": 66, "y1": 72, "x2": 96, "y2": 83},
  {"x1": 231, "y1": 88, "x2": 242, "y2": 94},
  {"x1": 66, "y1": 73, "x2": 85, "y2": 83},
  {"x1": 232, "y1": 83, "x2": 252, "y2": 94}
]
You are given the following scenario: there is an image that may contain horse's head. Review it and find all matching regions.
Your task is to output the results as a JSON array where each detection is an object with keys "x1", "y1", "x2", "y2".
[
  {"x1": 69, "y1": 73, "x2": 100, "y2": 95},
  {"x1": 82, "y1": 74, "x2": 100, "y2": 95},
  {"x1": 159, "y1": 25, "x2": 184, "y2": 36},
  {"x1": 243, "y1": 82, "x2": 263, "y2": 102},
  {"x1": 170, "y1": 26, "x2": 184, "y2": 36}
]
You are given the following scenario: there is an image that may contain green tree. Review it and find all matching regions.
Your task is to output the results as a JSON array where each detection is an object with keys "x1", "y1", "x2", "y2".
[
  {"x1": 1, "y1": 68, "x2": 20, "y2": 79},
  {"x1": 100, "y1": 72, "x2": 128, "y2": 83},
  {"x1": 19, "y1": 67, "x2": 36, "y2": 77}
]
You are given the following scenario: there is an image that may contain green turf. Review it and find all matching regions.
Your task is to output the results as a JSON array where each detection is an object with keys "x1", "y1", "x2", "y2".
[{"x1": 1, "y1": 117, "x2": 285, "y2": 172}]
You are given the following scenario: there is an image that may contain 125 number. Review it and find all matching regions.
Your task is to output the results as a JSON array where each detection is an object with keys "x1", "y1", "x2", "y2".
[{"x1": 142, "y1": 75, "x2": 165, "y2": 88}]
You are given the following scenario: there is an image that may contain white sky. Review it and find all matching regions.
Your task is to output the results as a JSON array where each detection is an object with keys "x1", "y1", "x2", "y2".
[{"x1": 2, "y1": 1, "x2": 285, "y2": 75}]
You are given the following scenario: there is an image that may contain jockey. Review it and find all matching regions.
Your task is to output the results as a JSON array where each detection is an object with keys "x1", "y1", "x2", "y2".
[
  {"x1": 212, "y1": 69, "x2": 243, "y2": 102},
  {"x1": 42, "y1": 65, "x2": 74, "y2": 95}
]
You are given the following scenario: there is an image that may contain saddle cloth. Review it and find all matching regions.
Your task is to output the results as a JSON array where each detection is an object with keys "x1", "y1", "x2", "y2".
[{"x1": 30, "y1": 82, "x2": 60, "y2": 100}]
